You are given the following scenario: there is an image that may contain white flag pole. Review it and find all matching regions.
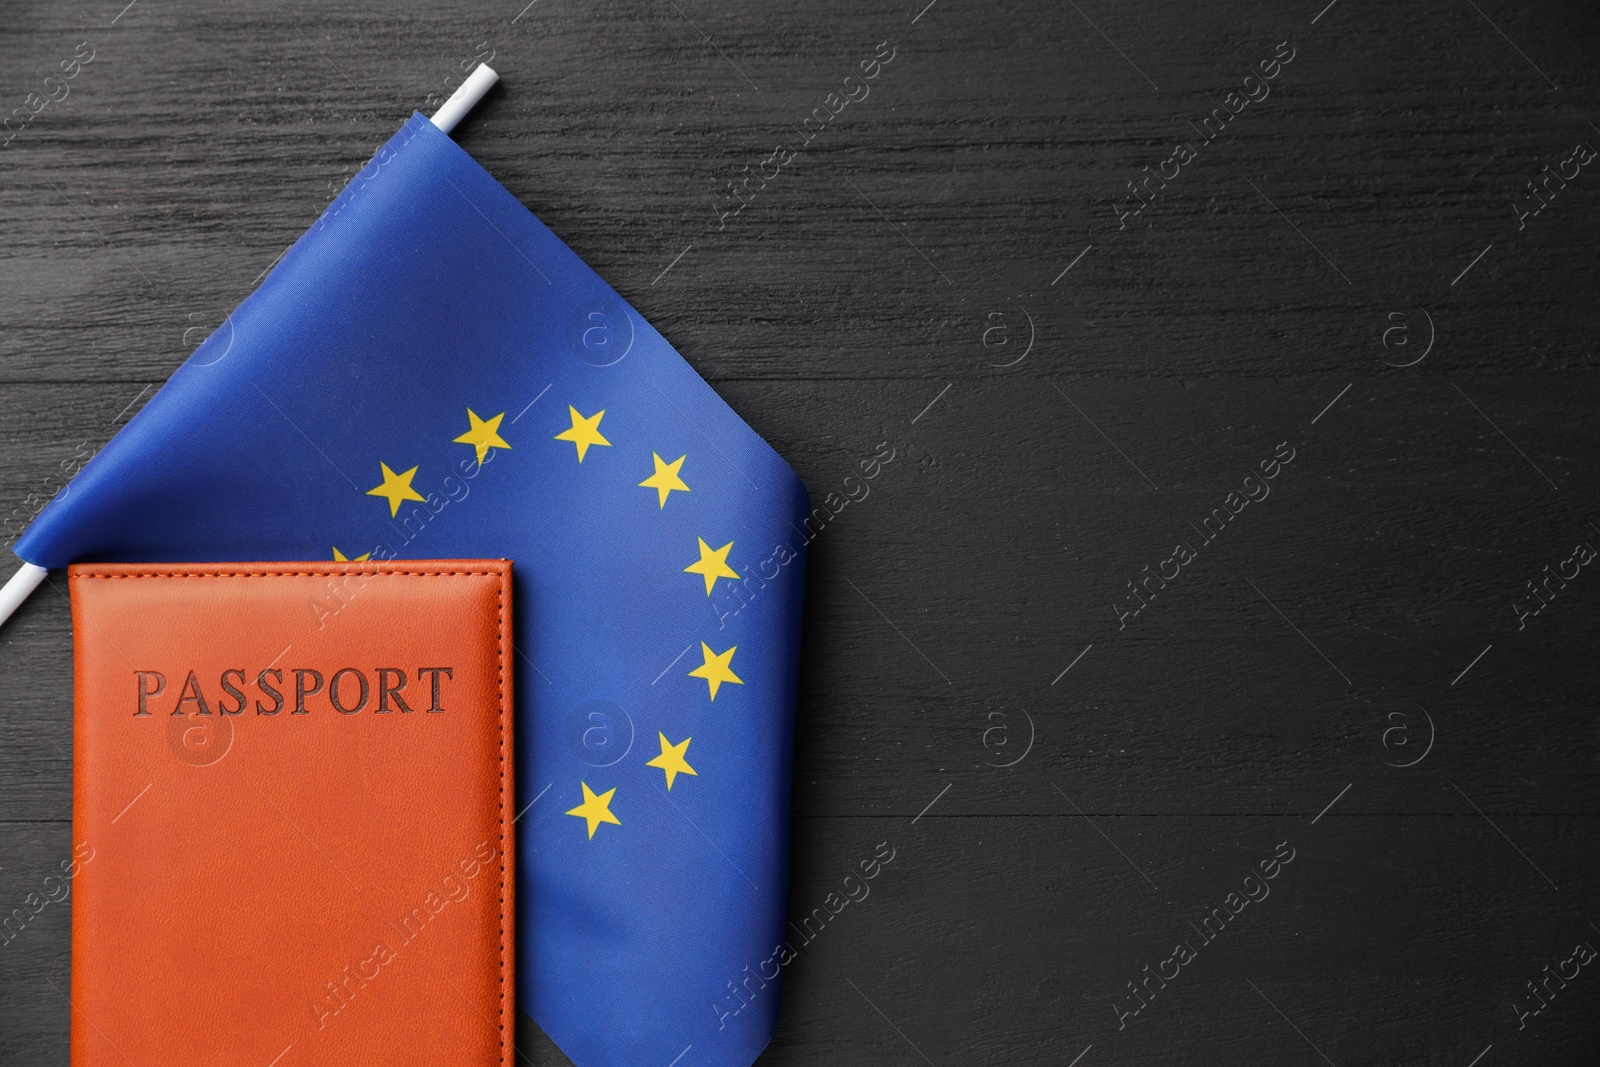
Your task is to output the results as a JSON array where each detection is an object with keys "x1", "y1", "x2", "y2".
[
  {"x1": 431, "y1": 64, "x2": 498, "y2": 133},
  {"x1": 0, "y1": 65, "x2": 501, "y2": 633},
  {"x1": 0, "y1": 562, "x2": 47, "y2": 625}
]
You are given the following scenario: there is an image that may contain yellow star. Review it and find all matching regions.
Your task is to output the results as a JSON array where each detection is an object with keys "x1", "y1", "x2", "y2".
[
  {"x1": 366, "y1": 462, "x2": 426, "y2": 517},
  {"x1": 331, "y1": 546, "x2": 371, "y2": 562},
  {"x1": 554, "y1": 405, "x2": 611, "y2": 462},
  {"x1": 688, "y1": 642, "x2": 743, "y2": 701},
  {"x1": 639, "y1": 452, "x2": 690, "y2": 509},
  {"x1": 645, "y1": 733, "x2": 698, "y2": 790},
  {"x1": 565, "y1": 781, "x2": 621, "y2": 840},
  {"x1": 684, "y1": 538, "x2": 740, "y2": 596},
  {"x1": 453, "y1": 408, "x2": 511, "y2": 464}
]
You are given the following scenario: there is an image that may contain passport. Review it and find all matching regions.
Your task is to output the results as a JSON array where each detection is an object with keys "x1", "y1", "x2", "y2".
[{"x1": 67, "y1": 560, "x2": 515, "y2": 1067}]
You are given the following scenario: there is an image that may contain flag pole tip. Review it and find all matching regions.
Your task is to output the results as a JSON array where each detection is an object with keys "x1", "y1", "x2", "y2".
[
  {"x1": 0, "y1": 562, "x2": 47, "y2": 630},
  {"x1": 431, "y1": 64, "x2": 500, "y2": 135}
]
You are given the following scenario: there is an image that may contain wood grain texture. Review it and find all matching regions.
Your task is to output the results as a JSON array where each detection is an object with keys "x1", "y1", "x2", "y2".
[{"x1": 4, "y1": 0, "x2": 1599, "y2": 1063}]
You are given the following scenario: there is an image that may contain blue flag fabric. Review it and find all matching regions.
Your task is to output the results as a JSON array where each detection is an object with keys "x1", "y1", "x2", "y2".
[{"x1": 19, "y1": 113, "x2": 808, "y2": 1067}]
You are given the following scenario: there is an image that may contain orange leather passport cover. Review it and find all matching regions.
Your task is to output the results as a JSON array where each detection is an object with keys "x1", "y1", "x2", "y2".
[{"x1": 68, "y1": 560, "x2": 514, "y2": 1067}]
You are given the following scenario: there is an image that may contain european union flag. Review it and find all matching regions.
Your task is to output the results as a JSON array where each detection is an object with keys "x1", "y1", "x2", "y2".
[{"x1": 17, "y1": 111, "x2": 808, "y2": 1067}]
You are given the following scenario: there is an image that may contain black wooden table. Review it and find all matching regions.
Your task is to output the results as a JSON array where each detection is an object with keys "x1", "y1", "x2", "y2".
[{"x1": 4, "y1": 1, "x2": 1599, "y2": 1063}]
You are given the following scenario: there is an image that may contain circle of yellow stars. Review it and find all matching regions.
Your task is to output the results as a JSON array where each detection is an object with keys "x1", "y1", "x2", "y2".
[{"x1": 344, "y1": 400, "x2": 757, "y2": 843}]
